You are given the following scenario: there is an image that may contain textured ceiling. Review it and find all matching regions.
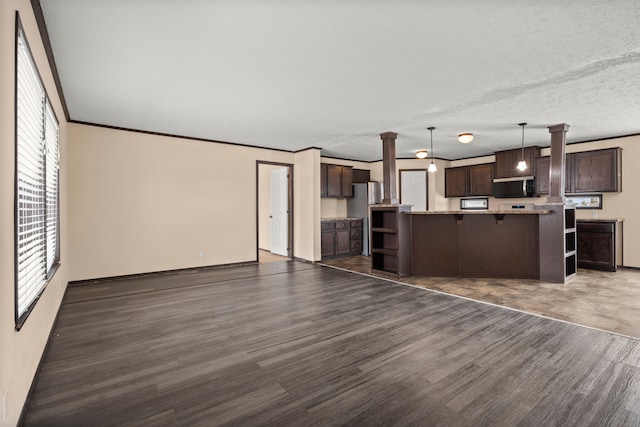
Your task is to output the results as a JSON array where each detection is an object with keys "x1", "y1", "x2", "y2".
[{"x1": 40, "y1": 1, "x2": 640, "y2": 161}]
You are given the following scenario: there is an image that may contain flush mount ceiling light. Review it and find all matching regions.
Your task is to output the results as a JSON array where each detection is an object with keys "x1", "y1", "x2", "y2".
[
  {"x1": 416, "y1": 150, "x2": 428, "y2": 159},
  {"x1": 458, "y1": 132, "x2": 474, "y2": 144},
  {"x1": 516, "y1": 122, "x2": 528, "y2": 172},
  {"x1": 427, "y1": 127, "x2": 437, "y2": 173}
]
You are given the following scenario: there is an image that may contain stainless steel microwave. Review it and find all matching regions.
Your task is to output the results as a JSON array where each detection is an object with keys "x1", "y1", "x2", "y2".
[{"x1": 492, "y1": 176, "x2": 535, "y2": 198}]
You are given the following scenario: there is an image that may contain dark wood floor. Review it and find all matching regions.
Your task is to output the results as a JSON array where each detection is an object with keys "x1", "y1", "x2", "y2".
[{"x1": 25, "y1": 261, "x2": 640, "y2": 426}]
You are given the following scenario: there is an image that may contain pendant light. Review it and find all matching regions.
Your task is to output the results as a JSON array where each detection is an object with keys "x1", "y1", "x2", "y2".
[
  {"x1": 516, "y1": 122, "x2": 528, "y2": 172},
  {"x1": 427, "y1": 127, "x2": 437, "y2": 173}
]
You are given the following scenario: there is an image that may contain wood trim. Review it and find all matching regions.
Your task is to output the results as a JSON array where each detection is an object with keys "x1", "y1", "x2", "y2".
[
  {"x1": 320, "y1": 155, "x2": 449, "y2": 163},
  {"x1": 256, "y1": 161, "x2": 294, "y2": 262},
  {"x1": 71, "y1": 120, "x2": 300, "y2": 153},
  {"x1": 13, "y1": 11, "x2": 20, "y2": 331},
  {"x1": 293, "y1": 256, "x2": 317, "y2": 264},
  {"x1": 293, "y1": 146, "x2": 322, "y2": 153},
  {"x1": 380, "y1": 132, "x2": 399, "y2": 204},
  {"x1": 399, "y1": 169, "x2": 429, "y2": 211},
  {"x1": 547, "y1": 123, "x2": 570, "y2": 203},
  {"x1": 68, "y1": 261, "x2": 258, "y2": 287},
  {"x1": 30, "y1": 0, "x2": 70, "y2": 121}
]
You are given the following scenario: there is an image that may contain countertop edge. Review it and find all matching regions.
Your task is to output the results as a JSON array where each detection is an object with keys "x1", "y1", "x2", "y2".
[
  {"x1": 405, "y1": 210, "x2": 552, "y2": 215},
  {"x1": 321, "y1": 217, "x2": 364, "y2": 221},
  {"x1": 576, "y1": 218, "x2": 624, "y2": 223}
]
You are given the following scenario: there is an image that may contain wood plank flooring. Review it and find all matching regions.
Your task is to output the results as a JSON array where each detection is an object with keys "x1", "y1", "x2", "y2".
[
  {"x1": 24, "y1": 261, "x2": 640, "y2": 426},
  {"x1": 324, "y1": 255, "x2": 640, "y2": 339}
]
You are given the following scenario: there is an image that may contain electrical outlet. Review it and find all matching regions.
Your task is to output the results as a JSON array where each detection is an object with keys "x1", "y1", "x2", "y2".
[
  {"x1": 592, "y1": 212, "x2": 598, "y2": 219},
  {"x1": 199, "y1": 250, "x2": 205, "y2": 258},
  {"x1": 2, "y1": 389, "x2": 8, "y2": 422}
]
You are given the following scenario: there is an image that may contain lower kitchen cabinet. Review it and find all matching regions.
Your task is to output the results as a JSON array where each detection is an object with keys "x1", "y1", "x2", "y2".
[
  {"x1": 577, "y1": 219, "x2": 623, "y2": 271},
  {"x1": 321, "y1": 218, "x2": 363, "y2": 259}
]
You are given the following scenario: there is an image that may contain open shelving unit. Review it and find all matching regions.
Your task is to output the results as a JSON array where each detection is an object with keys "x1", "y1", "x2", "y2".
[
  {"x1": 370, "y1": 205, "x2": 411, "y2": 278},
  {"x1": 539, "y1": 203, "x2": 577, "y2": 283},
  {"x1": 564, "y1": 207, "x2": 577, "y2": 278}
]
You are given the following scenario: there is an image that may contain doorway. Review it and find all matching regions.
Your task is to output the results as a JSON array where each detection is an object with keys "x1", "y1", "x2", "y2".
[
  {"x1": 399, "y1": 169, "x2": 428, "y2": 211},
  {"x1": 257, "y1": 161, "x2": 293, "y2": 262}
]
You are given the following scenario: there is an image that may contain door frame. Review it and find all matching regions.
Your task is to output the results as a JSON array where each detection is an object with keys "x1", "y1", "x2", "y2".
[
  {"x1": 399, "y1": 169, "x2": 429, "y2": 211},
  {"x1": 256, "y1": 161, "x2": 294, "y2": 261}
]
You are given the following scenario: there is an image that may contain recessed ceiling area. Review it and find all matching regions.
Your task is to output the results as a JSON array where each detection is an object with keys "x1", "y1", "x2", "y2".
[{"x1": 39, "y1": 1, "x2": 640, "y2": 161}]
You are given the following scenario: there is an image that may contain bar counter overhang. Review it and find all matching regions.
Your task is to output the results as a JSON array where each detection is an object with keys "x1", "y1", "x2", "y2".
[{"x1": 408, "y1": 209, "x2": 554, "y2": 280}]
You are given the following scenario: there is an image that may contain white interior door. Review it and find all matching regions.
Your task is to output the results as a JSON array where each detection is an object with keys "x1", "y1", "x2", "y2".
[
  {"x1": 270, "y1": 167, "x2": 289, "y2": 256},
  {"x1": 400, "y1": 170, "x2": 428, "y2": 211}
]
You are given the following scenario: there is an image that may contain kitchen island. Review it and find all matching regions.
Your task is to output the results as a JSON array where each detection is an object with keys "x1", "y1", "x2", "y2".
[{"x1": 408, "y1": 209, "x2": 554, "y2": 280}]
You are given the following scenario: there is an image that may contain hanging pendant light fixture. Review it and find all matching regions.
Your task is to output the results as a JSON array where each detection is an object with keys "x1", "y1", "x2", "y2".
[
  {"x1": 427, "y1": 127, "x2": 437, "y2": 173},
  {"x1": 516, "y1": 122, "x2": 528, "y2": 172}
]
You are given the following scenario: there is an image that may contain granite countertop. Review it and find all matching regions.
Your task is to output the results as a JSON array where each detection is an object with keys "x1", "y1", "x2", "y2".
[
  {"x1": 406, "y1": 210, "x2": 551, "y2": 215},
  {"x1": 576, "y1": 218, "x2": 624, "y2": 223},
  {"x1": 321, "y1": 217, "x2": 363, "y2": 221}
]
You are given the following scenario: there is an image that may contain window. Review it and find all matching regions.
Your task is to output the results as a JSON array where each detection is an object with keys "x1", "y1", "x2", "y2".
[{"x1": 15, "y1": 17, "x2": 60, "y2": 329}]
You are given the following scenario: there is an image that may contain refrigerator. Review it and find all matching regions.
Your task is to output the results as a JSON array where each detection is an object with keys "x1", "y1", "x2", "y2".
[{"x1": 347, "y1": 182, "x2": 383, "y2": 256}]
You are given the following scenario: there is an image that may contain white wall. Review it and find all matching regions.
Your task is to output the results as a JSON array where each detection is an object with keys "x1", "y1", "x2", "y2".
[
  {"x1": 68, "y1": 124, "x2": 323, "y2": 280},
  {"x1": 1, "y1": 3, "x2": 70, "y2": 426},
  {"x1": 294, "y1": 149, "x2": 322, "y2": 261}
]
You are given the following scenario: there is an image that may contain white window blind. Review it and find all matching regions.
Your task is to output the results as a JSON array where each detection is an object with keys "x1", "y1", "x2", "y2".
[
  {"x1": 15, "y1": 22, "x2": 60, "y2": 326},
  {"x1": 45, "y1": 100, "x2": 59, "y2": 273}
]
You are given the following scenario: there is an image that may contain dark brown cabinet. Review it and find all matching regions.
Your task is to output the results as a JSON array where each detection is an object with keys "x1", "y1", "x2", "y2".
[
  {"x1": 321, "y1": 163, "x2": 353, "y2": 198},
  {"x1": 445, "y1": 167, "x2": 467, "y2": 197},
  {"x1": 577, "y1": 220, "x2": 623, "y2": 271},
  {"x1": 535, "y1": 156, "x2": 572, "y2": 195},
  {"x1": 535, "y1": 147, "x2": 621, "y2": 195},
  {"x1": 321, "y1": 219, "x2": 362, "y2": 259},
  {"x1": 469, "y1": 163, "x2": 494, "y2": 196},
  {"x1": 538, "y1": 204, "x2": 577, "y2": 283},
  {"x1": 573, "y1": 149, "x2": 621, "y2": 193},
  {"x1": 370, "y1": 206, "x2": 411, "y2": 278},
  {"x1": 321, "y1": 163, "x2": 328, "y2": 197},
  {"x1": 495, "y1": 146, "x2": 540, "y2": 179},
  {"x1": 445, "y1": 163, "x2": 494, "y2": 197},
  {"x1": 341, "y1": 167, "x2": 353, "y2": 198},
  {"x1": 352, "y1": 168, "x2": 371, "y2": 183}
]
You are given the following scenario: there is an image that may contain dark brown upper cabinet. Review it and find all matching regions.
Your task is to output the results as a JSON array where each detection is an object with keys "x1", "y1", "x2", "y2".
[
  {"x1": 341, "y1": 166, "x2": 353, "y2": 198},
  {"x1": 468, "y1": 163, "x2": 494, "y2": 196},
  {"x1": 535, "y1": 147, "x2": 621, "y2": 195},
  {"x1": 321, "y1": 163, "x2": 354, "y2": 198},
  {"x1": 445, "y1": 163, "x2": 494, "y2": 197},
  {"x1": 444, "y1": 166, "x2": 468, "y2": 198},
  {"x1": 573, "y1": 148, "x2": 621, "y2": 193},
  {"x1": 535, "y1": 155, "x2": 573, "y2": 195},
  {"x1": 352, "y1": 168, "x2": 371, "y2": 183},
  {"x1": 495, "y1": 147, "x2": 540, "y2": 179}
]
